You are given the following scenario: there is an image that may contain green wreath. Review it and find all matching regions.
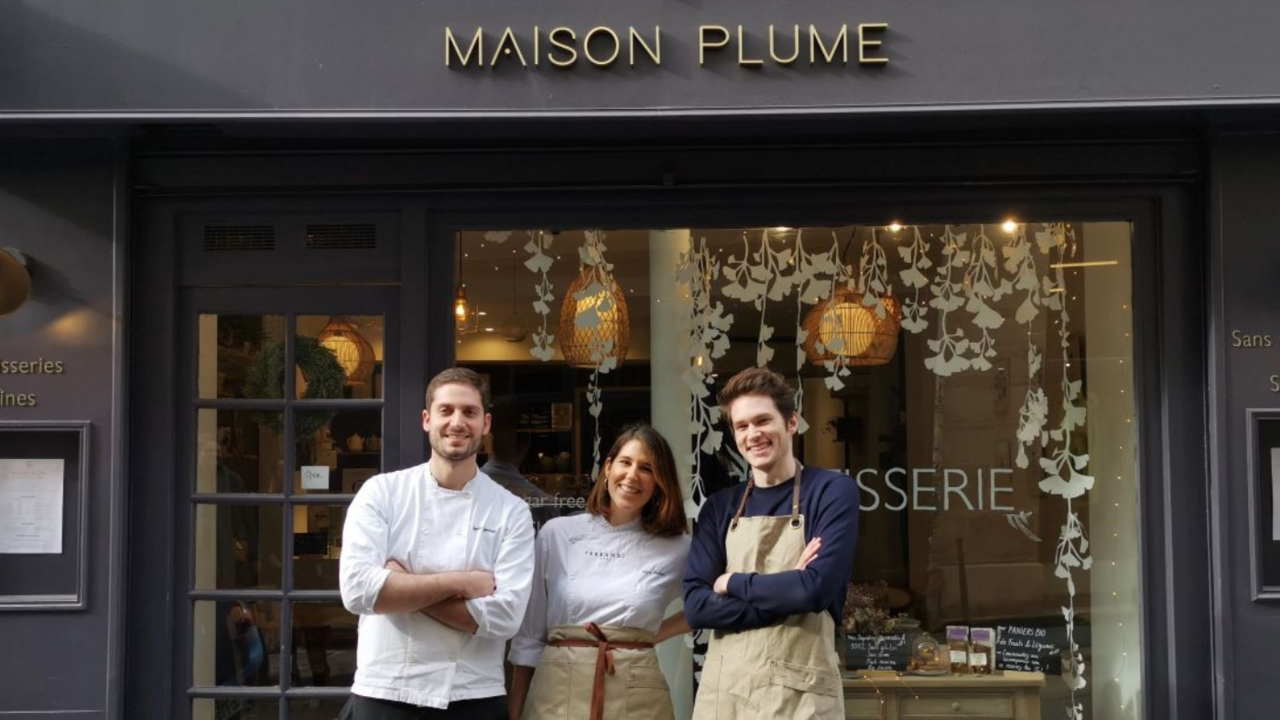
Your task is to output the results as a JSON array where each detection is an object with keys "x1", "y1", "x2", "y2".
[{"x1": 245, "y1": 336, "x2": 346, "y2": 438}]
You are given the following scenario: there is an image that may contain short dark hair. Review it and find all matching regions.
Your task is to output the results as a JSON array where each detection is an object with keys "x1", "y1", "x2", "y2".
[
  {"x1": 425, "y1": 367, "x2": 491, "y2": 410},
  {"x1": 586, "y1": 424, "x2": 688, "y2": 537},
  {"x1": 716, "y1": 367, "x2": 797, "y2": 420}
]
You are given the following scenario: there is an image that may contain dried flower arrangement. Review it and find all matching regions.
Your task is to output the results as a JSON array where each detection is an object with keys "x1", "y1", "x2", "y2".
[{"x1": 842, "y1": 580, "x2": 892, "y2": 635}]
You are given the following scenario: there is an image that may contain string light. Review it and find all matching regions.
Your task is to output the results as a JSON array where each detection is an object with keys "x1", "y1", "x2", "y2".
[{"x1": 1001, "y1": 219, "x2": 1019, "y2": 233}]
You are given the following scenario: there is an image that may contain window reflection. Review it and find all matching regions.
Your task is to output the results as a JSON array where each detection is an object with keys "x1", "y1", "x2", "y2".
[
  {"x1": 194, "y1": 504, "x2": 283, "y2": 590},
  {"x1": 197, "y1": 315, "x2": 287, "y2": 399},
  {"x1": 458, "y1": 223, "x2": 1140, "y2": 719},
  {"x1": 192, "y1": 600, "x2": 282, "y2": 688},
  {"x1": 196, "y1": 409, "x2": 284, "y2": 494},
  {"x1": 291, "y1": 601, "x2": 357, "y2": 687}
]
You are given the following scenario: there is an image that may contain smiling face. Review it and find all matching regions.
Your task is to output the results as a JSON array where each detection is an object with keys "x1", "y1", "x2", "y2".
[
  {"x1": 604, "y1": 439, "x2": 658, "y2": 524},
  {"x1": 728, "y1": 393, "x2": 799, "y2": 478},
  {"x1": 422, "y1": 382, "x2": 491, "y2": 463}
]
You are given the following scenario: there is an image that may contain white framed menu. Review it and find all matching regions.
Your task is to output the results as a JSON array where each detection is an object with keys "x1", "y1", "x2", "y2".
[{"x1": 0, "y1": 459, "x2": 65, "y2": 554}]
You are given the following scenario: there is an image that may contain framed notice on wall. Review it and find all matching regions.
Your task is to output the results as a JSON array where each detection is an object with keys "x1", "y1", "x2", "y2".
[
  {"x1": 1246, "y1": 409, "x2": 1280, "y2": 601},
  {"x1": 0, "y1": 421, "x2": 90, "y2": 611}
]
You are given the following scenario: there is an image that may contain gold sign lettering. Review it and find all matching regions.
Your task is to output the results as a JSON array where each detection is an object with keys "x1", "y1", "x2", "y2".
[
  {"x1": 1231, "y1": 329, "x2": 1272, "y2": 348},
  {"x1": 548, "y1": 27, "x2": 578, "y2": 67},
  {"x1": 584, "y1": 26, "x2": 621, "y2": 67},
  {"x1": 0, "y1": 358, "x2": 65, "y2": 408},
  {"x1": 0, "y1": 359, "x2": 65, "y2": 374},
  {"x1": 443, "y1": 24, "x2": 890, "y2": 70},
  {"x1": 809, "y1": 24, "x2": 848, "y2": 65},
  {"x1": 769, "y1": 24, "x2": 801, "y2": 65},
  {"x1": 858, "y1": 23, "x2": 889, "y2": 64},
  {"x1": 0, "y1": 389, "x2": 37, "y2": 406},
  {"x1": 700, "y1": 25, "x2": 730, "y2": 66},
  {"x1": 491, "y1": 27, "x2": 528, "y2": 67},
  {"x1": 445, "y1": 27, "x2": 484, "y2": 67},
  {"x1": 630, "y1": 27, "x2": 661, "y2": 67},
  {"x1": 737, "y1": 26, "x2": 763, "y2": 67}
]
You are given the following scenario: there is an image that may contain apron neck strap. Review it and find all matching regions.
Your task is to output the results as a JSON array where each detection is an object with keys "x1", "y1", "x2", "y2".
[{"x1": 730, "y1": 462, "x2": 803, "y2": 530}]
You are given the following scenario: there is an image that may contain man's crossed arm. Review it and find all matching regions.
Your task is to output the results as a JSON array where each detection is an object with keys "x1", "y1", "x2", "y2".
[{"x1": 380, "y1": 560, "x2": 493, "y2": 634}]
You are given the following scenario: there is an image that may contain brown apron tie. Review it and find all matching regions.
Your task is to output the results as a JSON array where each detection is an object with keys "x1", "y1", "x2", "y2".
[{"x1": 547, "y1": 622, "x2": 655, "y2": 720}]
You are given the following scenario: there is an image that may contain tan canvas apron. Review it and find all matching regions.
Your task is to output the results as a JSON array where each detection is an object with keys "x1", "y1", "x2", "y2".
[
  {"x1": 522, "y1": 623, "x2": 674, "y2": 720},
  {"x1": 692, "y1": 468, "x2": 846, "y2": 719}
]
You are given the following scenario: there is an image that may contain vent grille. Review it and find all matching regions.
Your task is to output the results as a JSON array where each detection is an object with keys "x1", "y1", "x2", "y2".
[
  {"x1": 306, "y1": 223, "x2": 378, "y2": 250},
  {"x1": 203, "y1": 225, "x2": 276, "y2": 252}
]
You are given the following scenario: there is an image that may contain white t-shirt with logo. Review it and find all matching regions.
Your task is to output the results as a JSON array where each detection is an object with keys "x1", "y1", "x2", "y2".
[{"x1": 508, "y1": 512, "x2": 690, "y2": 667}]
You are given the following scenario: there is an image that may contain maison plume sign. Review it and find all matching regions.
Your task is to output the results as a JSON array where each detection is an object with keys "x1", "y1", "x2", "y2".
[{"x1": 444, "y1": 24, "x2": 889, "y2": 69}]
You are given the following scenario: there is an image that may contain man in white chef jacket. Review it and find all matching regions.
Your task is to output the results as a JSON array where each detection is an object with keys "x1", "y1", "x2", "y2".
[{"x1": 340, "y1": 367, "x2": 536, "y2": 720}]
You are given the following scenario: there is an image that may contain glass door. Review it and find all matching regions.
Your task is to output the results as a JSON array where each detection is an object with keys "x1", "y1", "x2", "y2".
[{"x1": 180, "y1": 287, "x2": 398, "y2": 720}]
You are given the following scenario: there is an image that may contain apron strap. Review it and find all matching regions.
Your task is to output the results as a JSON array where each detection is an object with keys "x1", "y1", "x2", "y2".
[
  {"x1": 789, "y1": 464, "x2": 803, "y2": 528},
  {"x1": 729, "y1": 463, "x2": 804, "y2": 530}
]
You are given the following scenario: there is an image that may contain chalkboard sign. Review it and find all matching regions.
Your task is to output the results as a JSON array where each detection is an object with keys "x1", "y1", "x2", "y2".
[
  {"x1": 995, "y1": 625, "x2": 1062, "y2": 674},
  {"x1": 845, "y1": 633, "x2": 911, "y2": 671}
]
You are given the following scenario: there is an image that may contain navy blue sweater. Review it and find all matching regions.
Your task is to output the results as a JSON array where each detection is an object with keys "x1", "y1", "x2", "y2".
[{"x1": 683, "y1": 466, "x2": 860, "y2": 631}]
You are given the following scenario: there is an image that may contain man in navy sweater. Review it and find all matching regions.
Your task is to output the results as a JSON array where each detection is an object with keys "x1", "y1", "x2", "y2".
[{"x1": 684, "y1": 367, "x2": 859, "y2": 719}]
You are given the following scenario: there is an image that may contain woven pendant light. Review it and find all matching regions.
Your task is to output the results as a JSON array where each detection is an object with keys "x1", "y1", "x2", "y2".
[
  {"x1": 558, "y1": 267, "x2": 630, "y2": 368},
  {"x1": 802, "y1": 287, "x2": 901, "y2": 367},
  {"x1": 317, "y1": 317, "x2": 376, "y2": 384}
]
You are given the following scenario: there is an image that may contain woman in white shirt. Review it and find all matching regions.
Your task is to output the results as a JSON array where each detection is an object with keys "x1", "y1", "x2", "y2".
[{"x1": 508, "y1": 424, "x2": 691, "y2": 720}]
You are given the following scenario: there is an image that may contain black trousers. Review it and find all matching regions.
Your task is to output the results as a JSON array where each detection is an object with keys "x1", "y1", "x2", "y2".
[{"x1": 342, "y1": 694, "x2": 507, "y2": 720}]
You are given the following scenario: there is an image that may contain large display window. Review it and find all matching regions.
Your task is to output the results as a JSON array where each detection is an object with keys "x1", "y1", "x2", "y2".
[{"x1": 459, "y1": 221, "x2": 1140, "y2": 720}]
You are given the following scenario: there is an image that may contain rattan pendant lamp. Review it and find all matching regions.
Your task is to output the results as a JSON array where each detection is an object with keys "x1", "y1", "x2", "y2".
[
  {"x1": 317, "y1": 317, "x2": 376, "y2": 384},
  {"x1": 558, "y1": 248, "x2": 630, "y2": 368},
  {"x1": 802, "y1": 230, "x2": 901, "y2": 366}
]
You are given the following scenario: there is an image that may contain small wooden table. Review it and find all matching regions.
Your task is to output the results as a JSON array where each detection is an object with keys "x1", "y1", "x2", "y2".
[{"x1": 843, "y1": 670, "x2": 1044, "y2": 720}]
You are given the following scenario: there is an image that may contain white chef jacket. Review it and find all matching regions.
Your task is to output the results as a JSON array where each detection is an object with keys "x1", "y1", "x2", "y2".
[
  {"x1": 340, "y1": 463, "x2": 535, "y2": 709},
  {"x1": 508, "y1": 512, "x2": 690, "y2": 667}
]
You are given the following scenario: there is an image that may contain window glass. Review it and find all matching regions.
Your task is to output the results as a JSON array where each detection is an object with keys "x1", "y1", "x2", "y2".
[
  {"x1": 192, "y1": 599, "x2": 282, "y2": 688},
  {"x1": 197, "y1": 315, "x2": 287, "y2": 399},
  {"x1": 296, "y1": 315, "x2": 385, "y2": 400},
  {"x1": 459, "y1": 223, "x2": 1140, "y2": 720},
  {"x1": 292, "y1": 504, "x2": 350, "y2": 590},
  {"x1": 293, "y1": 409, "x2": 382, "y2": 496},
  {"x1": 194, "y1": 503, "x2": 283, "y2": 590},
  {"x1": 196, "y1": 409, "x2": 284, "y2": 494},
  {"x1": 193, "y1": 697, "x2": 280, "y2": 720},
  {"x1": 291, "y1": 601, "x2": 358, "y2": 686}
]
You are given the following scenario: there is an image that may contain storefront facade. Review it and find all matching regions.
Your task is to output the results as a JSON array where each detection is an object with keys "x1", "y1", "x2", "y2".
[{"x1": 0, "y1": 2, "x2": 1277, "y2": 719}]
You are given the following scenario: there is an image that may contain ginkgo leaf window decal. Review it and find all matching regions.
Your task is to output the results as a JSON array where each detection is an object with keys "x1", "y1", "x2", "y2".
[{"x1": 525, "y1": 230, "x2": 557, "y2": 362}]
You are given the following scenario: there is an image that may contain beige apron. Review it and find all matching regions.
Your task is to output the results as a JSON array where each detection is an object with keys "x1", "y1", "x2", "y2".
[
  {"x1": 692, "y1": 468, "x2": 846, "y2": 719},
  {"x1": 522, "y1": 623, "x2": 674, "y2": 720}
]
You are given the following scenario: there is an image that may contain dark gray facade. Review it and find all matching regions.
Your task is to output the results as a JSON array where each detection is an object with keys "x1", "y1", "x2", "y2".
[
  {"x1": 2, "y1": 0, "x2": 1280, "y2": 114},
  {"x1": 0, "y1": 2, "x2": 1277, "y2": 719},
  {"x1": 0, "y1": 141, "x2": 126, "y2": 719}
]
